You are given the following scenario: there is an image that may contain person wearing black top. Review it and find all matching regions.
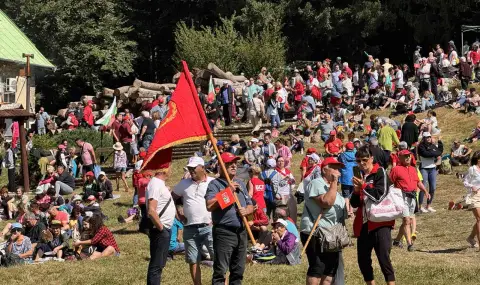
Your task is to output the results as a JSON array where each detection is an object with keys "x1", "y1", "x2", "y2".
[
  {"x1": 24, "y1": 212, "x2": 46, "y2": 247},
  {"x1": 55, "y1": 165, "x2": 75, "y2": 196},
  {"x1": 140, "y1": 111, "x2": 156, "y2": 150},
  {"x1": 400, "y1": 114, "x2": 419, "y2": 148},
  {"x1": 206, "y1": 100, "x2": 219, "y2": 131},
  {"x1": 368, "y1": 138, "x2": 388, "y2": 169}
]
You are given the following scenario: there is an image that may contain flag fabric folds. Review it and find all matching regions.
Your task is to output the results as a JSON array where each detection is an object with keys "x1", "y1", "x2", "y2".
[
  {"x1": 207, "y1": 75, "x2": 215, "y2": 104},
  {"x1": 141, "y1": 61, "x2": 211, "y2": 172},
  {"x1": 95, "y1": 97, "x2": 117, "y2": 126}
]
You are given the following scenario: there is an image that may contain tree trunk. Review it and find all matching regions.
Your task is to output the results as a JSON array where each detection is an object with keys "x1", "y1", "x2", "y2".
[
  {"x1": 80, "y1": 96, "x2": 95, "y2": 106},
  {"x1": 113, "y1": 86, "x2": 130, "y2": 97},
  {"x1": 137, "y1": 88, "x2": 161, "y2": 98},
  {"x1": 196, "y1": 69, "x2": 216, "y2": 80},
  {"x1": 133, "y1": 79, "x2": 174, "y2": 91},
  {"x1": 232, "y1": 75, "x2": 248, "y2": 82},
  {"x1": 103, "y1": 88, "x2": 114, "y2": 98},
  {"x1": 136, "y1": 97, "x2": 154, "y2": 104}
]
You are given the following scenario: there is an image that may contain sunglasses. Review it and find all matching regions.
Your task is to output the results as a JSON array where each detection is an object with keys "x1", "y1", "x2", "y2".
[
  {"x1": 10, "y1": 229, "x2": 21, "y2": 234},
  {"x1": 356, "y1": 158, "x2": 370, "y2": 163}
]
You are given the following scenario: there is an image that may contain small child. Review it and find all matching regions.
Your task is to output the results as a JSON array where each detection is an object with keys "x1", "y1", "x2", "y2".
[{"x1": 113, "y1": 142, "x2": 130, "y2": 192}]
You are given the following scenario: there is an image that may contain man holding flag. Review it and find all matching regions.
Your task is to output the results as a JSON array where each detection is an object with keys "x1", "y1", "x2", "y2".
[
  {"x1": 141, "y1": 60, "x2": 255, "y2": 285},
  {"x1": 205, "y1": 152, "x2": 253, "y2": 285}
]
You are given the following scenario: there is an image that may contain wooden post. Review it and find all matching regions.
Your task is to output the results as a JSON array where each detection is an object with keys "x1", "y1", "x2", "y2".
[
  {"x1": 22, "y1": 53, "x2": 34, "y2": 113},
  {"x1": 18, "y1": 118, "x2": 30, "y2": 191}
]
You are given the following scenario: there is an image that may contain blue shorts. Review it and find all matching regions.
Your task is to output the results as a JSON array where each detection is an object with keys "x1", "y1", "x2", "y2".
[
  {"x1": 183, "y1": 224, "x2": 214, "y2": 264},
  {"x1": 115, "y1": 167, "x2": 127, "y2": 173},
  {"x1": 341, "y1": 185, "x2": 354, "y2": 198}
]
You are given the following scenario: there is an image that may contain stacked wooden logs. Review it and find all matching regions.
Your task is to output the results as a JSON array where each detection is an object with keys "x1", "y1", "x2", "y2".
[
  {"x1": 56, "y1": 79, "x2": 177, "y2": 120},
  {"x1": 193, "y1": 62, "x2": 248, "y2": 95}
]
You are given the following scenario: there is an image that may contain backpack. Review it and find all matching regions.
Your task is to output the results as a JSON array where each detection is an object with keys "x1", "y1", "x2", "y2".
[
  {"x1": 439, "y1": 158, "x2": 452, "y2": 175},
  {"x1": 261, "y1": 170, "x2": 277, "y2": 204}
]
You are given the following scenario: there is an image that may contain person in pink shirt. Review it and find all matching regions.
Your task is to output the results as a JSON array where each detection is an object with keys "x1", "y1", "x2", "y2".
[
  {"x1": 11, "y1": 121, "x2": 19, "y2": 150},
  {"x1": 275, "y1": 138, "x2": 292, "y2": 169},
  {"x1": 75, "y1": 138, "x2": 97, "y2": 182},
  {"x1": 137, "y1": 170, "x2": 153, "y2": 233}
]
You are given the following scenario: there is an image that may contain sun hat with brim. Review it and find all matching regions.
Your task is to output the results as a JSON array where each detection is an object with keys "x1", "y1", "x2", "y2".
[
  {"x1": 250, "y1": 138, "x2": 259, "y2": 143},
  {"x1": 35, "y1": 187, "x2": 44, "y2": 195},
  {"x1": 321, "y1": 157, "x2": 345, "y2": 169},
  {"x1": 11, "y1": 223, "x2": 23, "y2": 231},
  {"x1": 307, "y1": 153, "x2": 320, "y2": 163},
  {"x1": 50, "y1": 220, "x2": 62, "y2": 228},
  {"x1": 58, "y1": 144, "x2": 66, "y2": 150},
  {"x1": 72, "y1": 194, "x2": 82, "y2": 202},
  {"x1": 398, "y1": 150, "x2": 411, "y2": 156},
  {"x1": 86, "y1": 171, "x2": 95, "y2": 177},
  {"x1": 423, "y1": 132, "x2": 432, "y2": 138},
  {"x1": 113, "y1": 142, "x2": 123, "y2": 151},
  {"x1": 220, "y1": 152, "x2": 240, "y2": 164},
  {"x1": 272, "y1": 218, "x2": 288, "y2": 228},
  {"x1": 98, "y1": 171, "x2": 106, "y2": 177},
  {"x1": 353, "y1": 138, "x2": 361, "y2": 143}
]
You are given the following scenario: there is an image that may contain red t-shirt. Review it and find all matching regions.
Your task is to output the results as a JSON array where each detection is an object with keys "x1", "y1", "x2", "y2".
[
  {"x1": 317, "y1": 67, "x2": 328, "y2": 81},
  {"x1": 53, "y1": 211, "x2": 69, "y2": 225},
  {"x1": 250, "y1": 177, "x2": 266, "y2": 210},
  {"x1": 264, "y1": 88, "x2": 274, "y2": 102},
  {"x1": 390, "y1": 165, "x2": 419, "y2": 192},
  {"x1": 390, "y1": 153, "x2": 416, "y2": 167},
  {"x1": 344, "y1": 67, "x2": 353, "y2": 78},
  {"x1": 300, "y1": 156, "x2": 309, "y2": 169},
  {"x1": 137, "y1": 177, "x2": 150, "y2": 205},
  {"x1": 325, "y1": 138, "x2": 343, "y2": 154},
  {"x1": 120, "y1": 122, "x2": 132, "y2": 143},
  {"x1": 111, "y1": 120, "x2": 122, "y2": 141},
  {"x1": 472, "y1": 51, "x2": 480, "y2": 65}
]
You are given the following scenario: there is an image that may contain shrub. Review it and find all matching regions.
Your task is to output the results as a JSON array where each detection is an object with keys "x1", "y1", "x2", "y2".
[{"x1": 33, "y1": 129, "x2": 114, "y2": 150}]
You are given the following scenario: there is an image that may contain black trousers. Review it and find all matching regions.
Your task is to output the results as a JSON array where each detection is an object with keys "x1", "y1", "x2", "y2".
[
  {"x1": 212, "y1": 225, "x2": 247, "y2": 285},
  {"x1": 222, "y1": 104, "x2": 231, "y2": 126},
  {"x1": 450, "y1": 155, "x2": 470, "y2": 166},
  {"x1": 430, "y1": 76, "x2": 438, "y2": 100},
  {"x1": 357, "y1": 223, "x2": 395, "y2": 282},
  {"x1": 8, "y1": 168, "x2": 15, "y2": 193},
  {"x1": 147, "y1": 227, "x2": 171, "y2": 285}
]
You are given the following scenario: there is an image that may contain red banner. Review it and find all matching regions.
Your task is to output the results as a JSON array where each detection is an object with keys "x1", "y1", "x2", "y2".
[{"x1": 141, "y1": 61, "x2": 211, "y2": 171}]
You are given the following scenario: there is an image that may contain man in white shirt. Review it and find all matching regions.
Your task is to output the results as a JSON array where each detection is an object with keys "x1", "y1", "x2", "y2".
[
  {"x1": 146, "y1": 169, "x2": 176, "y2": 285},
  {"x1": 172, "y1": 157, "x2": 215, "y2": 285}
]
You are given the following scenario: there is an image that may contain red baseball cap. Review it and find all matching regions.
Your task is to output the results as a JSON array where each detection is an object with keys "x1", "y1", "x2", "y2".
[
  {"x1": 346, "y1": 142, "x2": 354, "y2": 150},
  {"x1": 329, "y1": 130, "x2": 337, "y2": 136},
  {"x1": 221, "y1": 152, "x2": 240, "y2": 163},
  {"x1": 398, "y1": 150, "x2": 411, "y2": 156},
  {"x1": 139, "y1": 151, "x2": 147, "y2": 159},
  {"x1": 306, "y1": 147, "x2": 317, "y2": 155},
  {"x1": 321, "y1": 157, "x2": 345, "y2": 169},
  {"x1": 86, "y1": 171, "x2": 95, "y2": 177}
]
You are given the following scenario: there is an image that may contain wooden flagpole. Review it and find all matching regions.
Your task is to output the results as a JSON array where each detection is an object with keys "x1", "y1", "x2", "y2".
[{"x1": 182, "y1": 61, "x2": 256, "y2": 244}]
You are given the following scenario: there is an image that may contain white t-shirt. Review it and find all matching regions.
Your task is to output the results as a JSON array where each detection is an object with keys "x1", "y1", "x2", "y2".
[
  {"x1": 146, "y1": 177, "x2": 176, "y2": 229},
  {"x1": 452, "y1": 144, "x2": 466, "y2": 157},
  {"x1": 173, "y1": 176, "x2": 214, "y2": 226},
  {"x1": 395, "y1": 70, "x2": 404, "y2": 87}
]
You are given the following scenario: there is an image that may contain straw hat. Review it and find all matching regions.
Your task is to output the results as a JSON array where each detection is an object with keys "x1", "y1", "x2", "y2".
[{"x1": 113, "y1": 142, "x2": 123, "y2": 151}]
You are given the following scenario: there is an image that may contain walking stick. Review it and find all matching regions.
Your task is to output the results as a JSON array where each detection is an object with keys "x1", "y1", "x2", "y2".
[{"x1": 301, "y1": 213, "x2": 323, "y2": 256}]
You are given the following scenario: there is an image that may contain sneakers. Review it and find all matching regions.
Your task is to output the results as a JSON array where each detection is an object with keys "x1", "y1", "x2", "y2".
[
  {"x1": 420, "y1": 207, "x2": 429, "y2": 213},
  {"x1": 392, "y1": 240, "x2": 403, "y2": 248},
  {"x1": 407, "y1": 244, "x2": 415, "y2": 252},
  {"x1": 427, "y1": 207, "x2": 437, "y2": 213},
  {"x1": 466, "y1": 237, "x2": 479, "y2": 248},
  {"x1": 411, "y1": 233, "x2": 417, "y2": 242}
]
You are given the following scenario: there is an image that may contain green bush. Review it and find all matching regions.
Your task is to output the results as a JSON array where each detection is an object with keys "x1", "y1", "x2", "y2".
[
  {"x1": 33, "y1": 129, "x2": 114, "y2": 150},
  {"x1": 174, "y1": 15, "x2": 286, "y2": 78}
]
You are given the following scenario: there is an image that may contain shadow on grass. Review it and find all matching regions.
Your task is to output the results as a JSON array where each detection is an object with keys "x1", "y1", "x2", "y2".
[
  {"x1": 112, "y1": 227, "x2": 141, "y2": 235},
  {"x1": 417, "y1": 247, "x2": 467, "y2": 254},
  {"x1": 113, "y1": 202, "x2": 132, "y2": 207}
]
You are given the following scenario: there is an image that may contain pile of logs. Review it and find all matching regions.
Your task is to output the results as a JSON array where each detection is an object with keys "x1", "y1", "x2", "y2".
[
  {"x1": 56, "y1": 79, "x2": 177, "y2": 119},
  {"x1": 193, "y1": 63, "x2": 248, "y2": 95},
  {"x1": 55, "y1": 62, "x2": 247, "y2": 120}
]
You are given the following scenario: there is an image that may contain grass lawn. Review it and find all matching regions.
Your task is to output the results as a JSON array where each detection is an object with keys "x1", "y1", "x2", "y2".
[{"x1": 1, "y1": 107, "x2": 480, "y2": 284}]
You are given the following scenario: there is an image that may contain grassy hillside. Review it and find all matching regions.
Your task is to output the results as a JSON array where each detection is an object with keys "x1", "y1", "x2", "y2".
[{"x1": 1, "y1": 107, "x2": 480, "y2": 284}]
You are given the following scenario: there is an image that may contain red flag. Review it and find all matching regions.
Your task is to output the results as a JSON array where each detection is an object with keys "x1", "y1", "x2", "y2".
[{"x1": 141, "y1": 61, "x2": 211, "y2": 171}]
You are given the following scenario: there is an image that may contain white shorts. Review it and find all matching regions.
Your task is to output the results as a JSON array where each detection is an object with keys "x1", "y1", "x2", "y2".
[{"x1": 402, "y1": 192, "x2": 416, "y2": 217}]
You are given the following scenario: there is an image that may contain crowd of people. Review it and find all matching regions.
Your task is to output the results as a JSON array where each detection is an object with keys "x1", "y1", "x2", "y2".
[{"x1": 2, "y1": 39, "x2": 480, "y2": 284}]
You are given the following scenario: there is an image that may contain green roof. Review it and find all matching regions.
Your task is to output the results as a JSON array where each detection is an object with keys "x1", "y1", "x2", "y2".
[{"x1": 0, "y1": 9, "x2": 55, "y2": 69}]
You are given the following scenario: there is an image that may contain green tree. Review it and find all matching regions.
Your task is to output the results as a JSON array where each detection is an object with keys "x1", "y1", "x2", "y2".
[{"x1": 1, "y1": 0, "x2": 137, "y2": 108}]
